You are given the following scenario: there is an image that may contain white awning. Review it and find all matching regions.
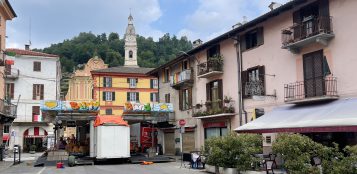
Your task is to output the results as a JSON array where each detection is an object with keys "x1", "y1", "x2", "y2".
[{"x1": 235, "y1": 98, "x2": 357, "y2": 133}]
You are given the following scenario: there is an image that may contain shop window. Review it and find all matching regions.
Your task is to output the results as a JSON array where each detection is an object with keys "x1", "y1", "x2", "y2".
[{"x1": 204, "y1": 127, "x2": 228, "y2": 139}]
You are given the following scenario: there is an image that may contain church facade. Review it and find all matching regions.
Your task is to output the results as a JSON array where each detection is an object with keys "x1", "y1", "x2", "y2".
[{"x1": 91, "y1": 14, "x2": 158, "y2": 116}]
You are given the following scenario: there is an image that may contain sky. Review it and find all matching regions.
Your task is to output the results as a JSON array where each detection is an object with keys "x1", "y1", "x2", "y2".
[{"x1": 6, "y1": 0, "x2": 289, "y2": 49}]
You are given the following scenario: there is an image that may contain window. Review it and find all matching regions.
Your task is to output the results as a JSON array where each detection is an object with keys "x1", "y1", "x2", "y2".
[
  {"x1": 128, "y1": 78, "x2": 138, "y2": 88},
  {"x1": 179, "y1": 88, "x2": 192, "y2": 110},
  {"x1": 6, "y1": 83, "x2": 14, "y2": 100},
  {"x1": 204, "y1": 127, "x2": 228, "y2": 139},
  {"x1": 266, "y1": 136, "x2": 272, "y2": 144},
  {"x1": 150, "y1": 79, "x2": 158, "y2": 89},
  {"x1": 207, "y1": 45, "x2": 220, "y2": 58},
  {"x1": 5, "y1": 63, "x2": 11, "y2": 75},
  {"x1": 33, "y1": 61, "x2": 41, "y2": 72},
  {"x1": 165, "y1": 93, "x2": 170, "y2": 103},
  {"x1": 206, "y1": 80, "x2": 223, "y2": 110},
  {"x1": 4, "y1": 125, "x2": 9, "y2": 133},
  {"x1": 242, "y1": 27, "x2": 264, "y2": 51},
  {"x1": 32, "y1": 106, "x2": 40, "y2": 122},
  {"x1": 33, "y1": 84, "x2": 44, "y2": 100},
  {"x1": 242, "y1": 66, "x2": 265, "y2": 98},
  {"x1": 182, "y1": 60, "x2": 189, "y2": 70},
  {"x1": 103, "y1": 77, "x2": 112, "y2": 87},
  {"x1": 127, "y1": 92, "x2": 139, "y2": 102},
  {"x1": 129, "y1": 50, "x2": 133, "y2": 58},
  {"x1": 102, "y1": 91, "x2": 115, "y2": 101},
  {"x1": 164, "y1": 68, "x2": 170, "y2": 83},
  {"x1": 105, "y1": 108, "x2": 113, "y2": 115},
  {"x1": 150, "y1": 93, "x2": 159, "y2": 102}
]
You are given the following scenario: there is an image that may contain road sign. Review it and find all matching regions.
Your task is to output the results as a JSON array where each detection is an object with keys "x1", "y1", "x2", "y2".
[{"x1": 179, "y1": 119, "x2": 186, "y2": 127}]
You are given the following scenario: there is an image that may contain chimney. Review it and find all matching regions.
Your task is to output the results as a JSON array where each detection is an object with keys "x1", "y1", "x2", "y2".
[
  {"x1": 269, "y1": 2, "x2": 282, "y2": 11},
  {"x1": 193, "y1": 39, "x2": 203, "y2": 48},
  {"x1": 25, "y1": 44, "x2": 30, "y2": 50}
]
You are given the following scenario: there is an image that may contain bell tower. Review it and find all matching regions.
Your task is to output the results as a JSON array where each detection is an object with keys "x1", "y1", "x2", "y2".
[{"x1": 124, "y1": 14, "x2": 138, "y2": 67}]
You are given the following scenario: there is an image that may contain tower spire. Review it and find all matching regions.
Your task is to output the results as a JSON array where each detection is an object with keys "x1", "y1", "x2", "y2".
[{"x1": 124, "y1": 13, "x2": 138, "y2": 67}]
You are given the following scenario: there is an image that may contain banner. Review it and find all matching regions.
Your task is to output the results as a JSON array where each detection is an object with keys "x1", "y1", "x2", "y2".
[
  {"x1": 41, "y1": 100, "x2": 100, "y2": 111},
  {"x1": 124, "y1": 102, "x2": 173, "y2": 112}
]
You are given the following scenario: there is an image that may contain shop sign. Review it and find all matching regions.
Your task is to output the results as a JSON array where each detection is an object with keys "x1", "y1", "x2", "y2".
[
  {"x1": 203, "y1": 122, "x2": 226, "y2": 128},
  {"x1": 41, "y1": 100, "x2": 100, "y2": 111},
  {"x1": 124, "y1": 102, "x2": 173, "y2": 112},
  {"x1": 179, "y1": 119, "x2": 186, "y2": 126}
]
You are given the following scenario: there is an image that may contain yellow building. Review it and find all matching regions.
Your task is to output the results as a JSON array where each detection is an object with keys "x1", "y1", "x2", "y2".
[
  {"x1": 65, "y1": 56, "x2": 107, "y2": 101},
  {"x1": 91, "y1": 14, "x2": 158, "y2": 116}
]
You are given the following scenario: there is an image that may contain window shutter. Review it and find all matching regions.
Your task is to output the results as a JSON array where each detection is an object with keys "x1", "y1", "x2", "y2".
[
  {"x1": 40, "y1": 84, "x2": 44, "y2": 100},
  {"x1": 102, "y1": 92, "x2": 106, "y2": 101},
  {"x1": 206, "y1": 83, "x2": 211, "y2": 101},
  {"x1": 150, "y1": 79, "x2": 153, "y2": 89},
  {"x1": 179, "y1": 90, "x2": 183, "y2": 110},
  {"x1": 127, "y1": 78, "x2": 130, "y2": 83},
  {"x1": 168, "y1": 93, "x2": 170, "y2": 103},
  {"x1": 293, "y1": 10, "x2": 301, "y2": 40},
  {"x1": 136, "y1": 78, "x2": 138, "y2": 83},
  {"x1": 241, "y1": 70, "x2": 249, "y2": 98},
  {"x1": 103, "y1": 77, "x2": 107, "y2": 87},
  {"x1": 188, "y1": 88, "x2": 192, "y2": 109},
  {"x1": 136, "y1": 92, "x2": 139, "y2": 102},
  {"x1": 217, "y1": 80, "x2": 223, "y2": 108},
  {"x1": 319, "y1": 0, "x2": 330, "y2": 17},
  {"x1": 257, "y1": 27, "x2": 264, "y2": 46},
  {"x1": 150, "y1": 93, "x2": 153, "y2": 102},
  {"x1": 10, "y1": 83, "x2": 14, "y2": 99},
  {"x1": 258, "y1": 66, "x2": 266, "y2": 95},
  {"x1": 33, "y1": 85, "x2": 36, "y2": 100},
  {"x1": 240, "y1": 35, "x2": 247, "y2": 52},
  {"x1": 127, "y1": 92, "x2": 130, "y2": 101},
  {"x1": 38, "y1": 62, "x2": 41, "y2": 71},
  {"x1": 112, "y1": 92, "x2": 115, "y2": 101},
  {"x1": 109, "y1": 77, "x2": 112, "y2": 87}
]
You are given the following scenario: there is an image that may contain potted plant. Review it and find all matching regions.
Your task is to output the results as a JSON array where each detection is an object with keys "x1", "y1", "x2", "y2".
[
  {"x1": 224, "y1": 96, "x2": 232, "y2": 103},
  {"x1": 208, "y1": 55, "x2": 224, "y2": 71},
  {"x1": 195, "y1": 103, "x2": 203, "y2": 109},
  {"x1": 29, "y1": 145, "x2": 37, "y2": 154}
]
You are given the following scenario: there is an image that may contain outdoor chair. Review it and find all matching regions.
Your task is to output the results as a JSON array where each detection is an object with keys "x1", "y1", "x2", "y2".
[{"x1": 264, "y1": 160, "x2": 275, "y2": 174}]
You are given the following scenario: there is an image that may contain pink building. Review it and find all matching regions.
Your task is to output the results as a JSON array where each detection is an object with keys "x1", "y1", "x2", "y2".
[{"x1": 150, "y1": 0, "x2": 357, "y2": 153}]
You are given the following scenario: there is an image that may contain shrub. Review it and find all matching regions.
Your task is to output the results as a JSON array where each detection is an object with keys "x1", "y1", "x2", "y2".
[
  {"x1": 324, "y1": 145, "x2": 357, "y2": 174},
  {"x1": 203, "y1": 132, "x2": 262, "y2": 171},
  {"x1": 272, "y1": 133, "x2": 342, "y2": 174}
]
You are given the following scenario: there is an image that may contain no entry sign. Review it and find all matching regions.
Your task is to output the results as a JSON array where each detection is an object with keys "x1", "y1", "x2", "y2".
[{"x1": 179, "y1": 119, "x2": 186, "y2": 127}]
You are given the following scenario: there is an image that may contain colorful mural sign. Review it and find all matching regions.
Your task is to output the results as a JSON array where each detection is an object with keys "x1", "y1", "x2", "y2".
[
  {"x1": 41, "y1": 100, "x2": 100, "y2": 111},
  {"x1": 124, "y1": 102, "x2": 173, "y2": 112}
]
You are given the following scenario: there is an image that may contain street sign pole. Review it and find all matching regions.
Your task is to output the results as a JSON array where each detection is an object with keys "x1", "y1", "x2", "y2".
[{"x1": 178, "y1": 119, "x2": 186, "y2": 168}]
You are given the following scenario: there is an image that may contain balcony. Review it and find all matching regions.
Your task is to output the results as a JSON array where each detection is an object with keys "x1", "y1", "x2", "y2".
[
  {"x1": 0, "y1": 99, "x2": 17, "y2": 122},
  {"x1": 197, "y1": 55, "x2": 223, "y2": 78},
  {"x1": 284, "y1": 76, "x2": 338, "y2": 104},
  {"x1": 169, "y1": 69, "x2": 194, "y2": 89},
  {"x1": 282, "y1": 16, "x2": 334, "y2": 54},
  {"x1": 193, "y1": 99, "x2": 236, "y2": 119},
  {"x1": 5, "y1": 68, "x2": 19, "y2": 79}
]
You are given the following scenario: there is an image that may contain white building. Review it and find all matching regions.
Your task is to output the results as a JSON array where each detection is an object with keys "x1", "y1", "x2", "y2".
[{"x1": 4, "y1": 47, "x2": 60, "y2": 151}]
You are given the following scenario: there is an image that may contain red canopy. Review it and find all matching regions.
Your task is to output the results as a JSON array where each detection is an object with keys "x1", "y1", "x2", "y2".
[
  {"x1": 3, "y1": 134, "x2": 9, "y2": 141},
  {"x1": 94, "y1": 115, "x2": 128, "y2": 127}
]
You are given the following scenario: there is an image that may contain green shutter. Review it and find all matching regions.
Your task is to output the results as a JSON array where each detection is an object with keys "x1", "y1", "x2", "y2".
[
  {"x1": 136, "y1": 92, "x2": 139, "y2": 102},
  {"x1": 102, "y1": 92, "x2": 106, "y2": 101},
  {"x1": 150, "y1": 79, "x2": 153, "y2": 89},
  {"x1": 112, "y1": 92, "x2": 115, "y2": 101},
  {"x1": 150, "y1": 93, "x2": 153, "y2": 102},
  {"x1": 103, "y1": 77, "x2": 107, "y2": 87},
  {"x1": 127, "y1": 92, "x2": 130, "y2": 101}
]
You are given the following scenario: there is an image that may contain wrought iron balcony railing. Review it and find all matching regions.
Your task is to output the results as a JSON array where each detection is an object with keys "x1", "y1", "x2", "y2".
[
  {"x1": 0, "y1": 99, "x2": 17, "y2": 118},
  {"x1": 282, "y1": 16, "x2": 334, "y2": 53},
  {"x1": 284, "y1": 76, "x2": 338, "y2": 104},
  {"x1": 197, "y1": 59, "x2": 223, "y2": 78},
  {"x1": 5, "y1": 67, "x2": 19, "y2": 79}
]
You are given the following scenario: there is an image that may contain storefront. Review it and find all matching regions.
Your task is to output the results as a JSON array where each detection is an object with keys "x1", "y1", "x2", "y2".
[
  {"x1": 235, "y1": 98, "x2": 357, "y2": 149},
  {"x1": 23, "y1": 127, "x2": 48, "y2": 152}
]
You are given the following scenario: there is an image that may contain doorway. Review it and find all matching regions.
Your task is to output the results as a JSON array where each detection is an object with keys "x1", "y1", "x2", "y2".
[{"x1": 303, "y1": 50, "x2": 325, "y2": 98}]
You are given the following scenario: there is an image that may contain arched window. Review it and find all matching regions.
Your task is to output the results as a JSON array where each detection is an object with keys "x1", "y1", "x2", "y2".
[{"x1": 129, "y1": 50, "x2": 133, "y2": 58}]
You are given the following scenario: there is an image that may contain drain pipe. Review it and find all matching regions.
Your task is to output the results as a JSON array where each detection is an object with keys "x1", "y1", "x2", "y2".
[{"x1": 233, "y1": 35, "x2": 247, "y2": 126}]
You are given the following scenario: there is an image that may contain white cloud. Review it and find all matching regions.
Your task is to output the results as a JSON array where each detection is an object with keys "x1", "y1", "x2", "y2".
[
  {"x1": 178, "y1": 0, "x2": 290, "y2": 42},
  {"x1": 6, "y1": 0, "x2": 165, "y2": 49}
]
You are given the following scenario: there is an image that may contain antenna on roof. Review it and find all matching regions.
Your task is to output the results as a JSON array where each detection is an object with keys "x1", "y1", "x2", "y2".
[{"x1": 29, "y1": 17, "x2": 32, "y2": 46}]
